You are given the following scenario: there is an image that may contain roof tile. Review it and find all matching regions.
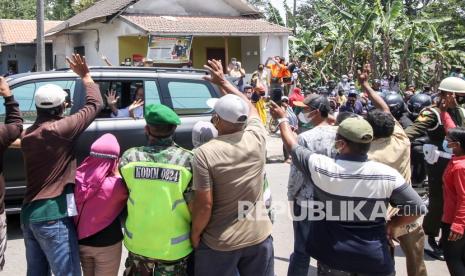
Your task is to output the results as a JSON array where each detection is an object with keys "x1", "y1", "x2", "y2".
[
  {"x1": 47, "y1": 0, "x2": 136, "y2": 35},
  {"x1": 121, "y1": 15, "x2": 291, "y2": 35},
  {"x1": 0, "y1": 20, "x2": 63, "y2": 45}
]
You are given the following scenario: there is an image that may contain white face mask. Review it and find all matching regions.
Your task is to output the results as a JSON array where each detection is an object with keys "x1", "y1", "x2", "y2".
[{"x1": 298, "y1": 112, "x2": 309, "y2": 124}]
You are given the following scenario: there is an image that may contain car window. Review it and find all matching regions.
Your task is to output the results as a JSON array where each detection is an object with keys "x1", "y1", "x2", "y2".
[
  {"x1": 144, "y1": 80, "x2": 161, "y2": 106},
  {"x1": 96, "y1": 79, "x2": 159, "y2": 119},
  {"x1": 167, "y1": 81, "x2": 213, "y2": 115},
  {"x1": 0, "y1": 79, "x2": 76, "y2": 123}
]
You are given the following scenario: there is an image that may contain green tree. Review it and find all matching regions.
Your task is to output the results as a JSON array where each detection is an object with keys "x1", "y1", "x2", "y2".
[
  {"x1": 72, "y1": 0, "x2": 96, "y2": 14},
  {"x1": 246, "y1": 0, "x2": 285, "y2": 26},
  {"x1": 287, "y1": 0, "x2": 465, "y2": 89},
  {"x1": 47, "y1": 0, "x2": 75, "y2": 20},
  {"x1": 0, "y1": 0, "x2": 36, "y2": 19}
]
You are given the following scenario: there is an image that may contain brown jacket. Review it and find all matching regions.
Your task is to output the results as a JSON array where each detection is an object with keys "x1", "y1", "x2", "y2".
[
  {"x1": 0, "y1": 96, "x2": 23, "y2": 213},
  {"x1": 22, "y1": 82, "x2": 103, "y2": 204}
]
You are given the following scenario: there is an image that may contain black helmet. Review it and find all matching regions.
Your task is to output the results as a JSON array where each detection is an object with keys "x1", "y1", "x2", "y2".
[
  {"x1": 377, "y1": 91, "x2": 387, "y2": 100},
  {"x1": 408, "y1": 93, "x2": 432, "y2": 117},
  {"x1": 384, "y1": 93, "x2": 405, "y2": 118}
]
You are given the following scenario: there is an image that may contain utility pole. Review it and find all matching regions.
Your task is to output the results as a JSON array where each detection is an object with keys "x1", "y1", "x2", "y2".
[
  {"x1": 293, "y1": 0, "x2": 297, "y2": 33},
  {"x1": 36, "y1": 0, "x2": 45, "y2": 72}
]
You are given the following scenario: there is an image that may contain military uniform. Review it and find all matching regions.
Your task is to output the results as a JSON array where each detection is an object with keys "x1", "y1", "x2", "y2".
[
  {"x1": 120, "y1": 104, "x2": 194, "y2": 276},
  {"x1": 405, "y1": 106, "x2": 465, "y2": 237}
]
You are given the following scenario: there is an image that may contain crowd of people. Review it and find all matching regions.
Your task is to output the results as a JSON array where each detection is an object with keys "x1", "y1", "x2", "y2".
[{"x1": 0, "y1": 53, "x2": 464, "y2": 276}]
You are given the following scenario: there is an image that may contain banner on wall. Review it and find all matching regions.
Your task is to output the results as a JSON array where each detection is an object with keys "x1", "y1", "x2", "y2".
[{"x1": 147, "y1": 35, "x2": 193, "y2": 64}]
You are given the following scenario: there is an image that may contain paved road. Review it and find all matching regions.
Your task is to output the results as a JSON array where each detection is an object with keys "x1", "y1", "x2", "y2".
[{"x1": 2, "y1": 135, "x2": 448, "y2": 275}]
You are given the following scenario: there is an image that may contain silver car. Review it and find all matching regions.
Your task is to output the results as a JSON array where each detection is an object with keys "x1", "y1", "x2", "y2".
[{"x1": 3, "y1": 67, "x2": 219, "y2": 213}]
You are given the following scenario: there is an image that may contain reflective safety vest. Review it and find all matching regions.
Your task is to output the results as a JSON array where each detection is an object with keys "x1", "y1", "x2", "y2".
[{"x1": 121, "y1": 161, "x2": 193, "y2": 261}]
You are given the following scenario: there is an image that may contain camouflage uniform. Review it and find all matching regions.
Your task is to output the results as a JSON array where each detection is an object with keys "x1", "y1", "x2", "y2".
[
  {"x1": 405, "y1": 106, "x2": 465, "y2": 237},
  {"x1": 120, "y1": 137, "x2": 193, "y2": 276}
]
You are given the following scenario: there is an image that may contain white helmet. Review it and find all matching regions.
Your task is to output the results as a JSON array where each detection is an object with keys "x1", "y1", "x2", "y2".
[{"x1": 438, "y1": 77, "x2": 465, "y2": 93}]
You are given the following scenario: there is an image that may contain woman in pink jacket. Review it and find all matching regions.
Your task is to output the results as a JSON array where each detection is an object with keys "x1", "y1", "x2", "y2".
[{"x1": 74, "y1": 133, "x2": 128, "y2": 276}]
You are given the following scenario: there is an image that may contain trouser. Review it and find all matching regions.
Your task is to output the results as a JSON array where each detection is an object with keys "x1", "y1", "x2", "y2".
[
  {"x1": 317, "y1": 263, "x2": 395, "y2": 276},
  {"x1": 288, "y1": 202, "x2": 312, "y2": 276},
  {"x1": 441, "y1": 223, "x2": 465, "y2": 276},
  {"x1": 124, "y1": 252, "x2": 192, "y2": 276},
  {"x1": 397, "y1": 226, "x2": 427, "y2": 276},
  {"x1": 423, "y1": 157, "x2": 449, "y2": 237},
  {"x1": 195, "y1": 236, "x2": 274, "y2": 276},
  {"x1": 0, "y1": 211, "x2": 6, "y2": 271},
  {"x1": 79, "y1": 242, "x2": 122, "y2": 276},
  {"x1": 22, "y1": 217, "x2": 82, "y2": 276},
  {"x1": 411, "y1": 144, "x2": 427, "y2": 185}
]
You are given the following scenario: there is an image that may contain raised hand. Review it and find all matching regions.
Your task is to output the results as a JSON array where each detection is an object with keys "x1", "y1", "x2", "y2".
[
  {"x1": 66, "y1": 54, "x2": 91, "y2": 81},
  {"x1": 0, "y1": 77, "x2": 12, "y2": 98},
  {"x1": 105, "y1": 90, "x2": 119, "y2": 106},
  {"x1": 128, "y1": 99, "x2": 144, "y2": 113},
  {"x1": 439, "y1": 93, "x2": 457, "y2": 112},
  {"x1": 203, "y1": 59, "x2": 226, "y2": 86},
  {"x1": 357, "y1": 64, "x2": 372, "y2": 85},
  {"x1": 269, "y1": 100, "x2": 287, "y2": 120}
]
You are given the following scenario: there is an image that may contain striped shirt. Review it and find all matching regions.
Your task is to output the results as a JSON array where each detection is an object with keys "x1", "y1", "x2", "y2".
[{"x1": 291, "y1": 145, "x2": 426, "y2": 275}]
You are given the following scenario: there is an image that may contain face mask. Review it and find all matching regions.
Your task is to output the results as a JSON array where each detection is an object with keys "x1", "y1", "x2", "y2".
[
  {"x1": 298, "y1": 112, "x2": 309, "y2": 124},
  {"x1": 443, "y1": 140, "x2": 453, "y2": 154},
  {"x1": 334, "y1": 140, "x2": 343, "y2": 154}
]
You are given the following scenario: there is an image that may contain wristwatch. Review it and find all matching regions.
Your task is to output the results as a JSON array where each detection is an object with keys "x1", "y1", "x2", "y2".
[{"x1": 277, "y1": 117, "x2": 290, "y2": 126}]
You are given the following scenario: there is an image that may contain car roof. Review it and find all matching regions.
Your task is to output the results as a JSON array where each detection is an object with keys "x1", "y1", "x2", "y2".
[{"x1": 6, "y1": 66, "x2": 210, "y2": 86}]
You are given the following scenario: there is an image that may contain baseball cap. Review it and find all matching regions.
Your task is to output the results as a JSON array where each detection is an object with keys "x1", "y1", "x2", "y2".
[
  {"x1": 34, "y1": 84, "x2": 68, "y2": 108},
  {"x1": 294, "y1": 94, "x2": 330, "y2": 112},
  {"x1": 206, "y1": 94, "x2": 249, "y2": 124},
  {"x1": 338, "y1": 117, "x2": 373, "y2": 144}
]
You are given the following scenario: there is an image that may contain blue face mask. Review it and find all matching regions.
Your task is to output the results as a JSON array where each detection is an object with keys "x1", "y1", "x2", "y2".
[{"x1": 443, "y1": 140, "x2": 453, "y2": 154}]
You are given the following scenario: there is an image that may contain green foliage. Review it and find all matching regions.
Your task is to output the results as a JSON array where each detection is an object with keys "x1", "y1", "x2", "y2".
[
  {"x1": 0, "y1": 0, "x2": 76, "y2": 20},
  {"x1": 0, "y1": 0, "x2": 36, "y2": 19},
  {"x1": 72, "y1": 0, "x2": 96, "y2": 14},
  {"x1": 47, "y1": 0, "x2": 74, "y2": 20},
  {"x1": 256, "y1": 0, "x2": 465, "y2": 89}
]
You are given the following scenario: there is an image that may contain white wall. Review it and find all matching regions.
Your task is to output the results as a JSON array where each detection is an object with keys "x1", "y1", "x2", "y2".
[
  {"x1": 259, "y1": 35, "x2": 289, "y2": 63},
  {"x1": 241, "y1": 36, "x2": 260, "y2": 73},
  {"x1": 51, "y1": 19, "x2": 143, "y2": 68}
]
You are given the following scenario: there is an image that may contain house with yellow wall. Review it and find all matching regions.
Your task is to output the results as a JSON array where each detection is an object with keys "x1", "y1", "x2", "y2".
[{"x1": 46, "y1": 0, "x2": 291, "y2": 73}]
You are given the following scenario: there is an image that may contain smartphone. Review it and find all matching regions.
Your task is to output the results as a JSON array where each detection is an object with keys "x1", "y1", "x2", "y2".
[{"x1": 271, "y1": 88, "x2": 283, "y2": 106}]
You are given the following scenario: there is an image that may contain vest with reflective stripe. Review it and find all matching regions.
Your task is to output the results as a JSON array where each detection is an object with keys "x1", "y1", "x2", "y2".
[{"x1": 121, "y1": 161, "x2": 193, "y2": 261}]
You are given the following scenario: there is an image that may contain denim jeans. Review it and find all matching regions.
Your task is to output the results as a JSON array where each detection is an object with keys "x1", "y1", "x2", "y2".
[
  {"x1": 288, "y1": 202, "x2": 312, "y2": 276},
  {"x1": 22, "y1": 217, "x2": 81, "y2": 276}
]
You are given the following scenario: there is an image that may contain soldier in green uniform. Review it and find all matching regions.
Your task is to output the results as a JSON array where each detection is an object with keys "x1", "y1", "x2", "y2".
[
  {"x1": 120, "y1": 104, "x2": 193, "y2": 276},
  {"x1": 405, "y1": 77, "x2": 465, "y2": 260}
]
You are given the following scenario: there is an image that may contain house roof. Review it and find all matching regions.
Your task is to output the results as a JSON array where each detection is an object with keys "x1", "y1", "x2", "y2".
[
  {"x1": 47, "y1": 0, "x2": 138, "y2": 35},
  {"x1": 121, "y1": 15, "x2": 291, "y2": 35},
  {"x1": 47, "y1": 0, "x2": 262, "y2": 36},
  {"x1": 0, "y1": 19, "x2": 63, "y2": 45}
]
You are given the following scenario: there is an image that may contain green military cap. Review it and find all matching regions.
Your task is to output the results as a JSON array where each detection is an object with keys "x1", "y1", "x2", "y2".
[
  {"x1": 338, "y1": 117, "x2": 373, "y2": 144},
  {"x1": 144, "y1": 104, "x2": 181, "y2": 126}
]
